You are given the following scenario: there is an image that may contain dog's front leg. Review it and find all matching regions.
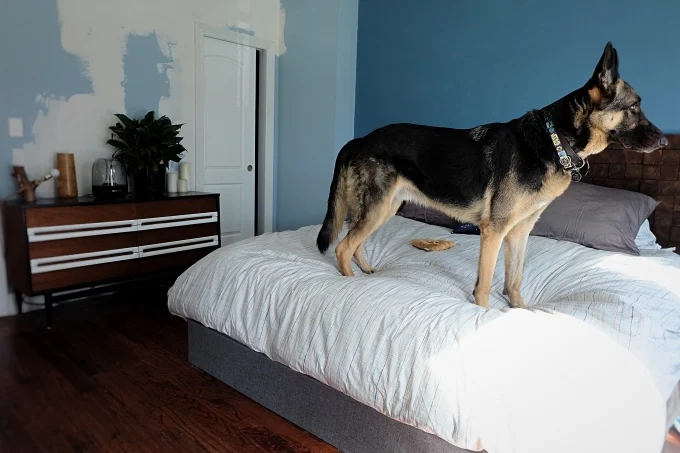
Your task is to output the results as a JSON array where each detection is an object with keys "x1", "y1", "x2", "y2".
[
  {"x1": 474, "y1": 227, "x2": 504, "y2": 309},
  {"x1": 502, "y1": 229, "x2": 529, "y2": 309},
  {"x1": 503, "y1": 209, "x2": 544, "y2": 308}
]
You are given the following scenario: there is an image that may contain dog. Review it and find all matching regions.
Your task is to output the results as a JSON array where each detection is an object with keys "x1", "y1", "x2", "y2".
[{"x1": 316, "y1": 42, "x2": 667, "y2": 309}]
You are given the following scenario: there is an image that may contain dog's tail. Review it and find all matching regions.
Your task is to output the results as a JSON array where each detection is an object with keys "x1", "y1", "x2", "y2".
[{"x1": 317, "y1": 143, "x2": 352, "y2": 254}]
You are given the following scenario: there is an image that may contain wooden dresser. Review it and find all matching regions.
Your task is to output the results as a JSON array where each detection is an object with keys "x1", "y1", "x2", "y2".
[{"x1": 3, "y1": 192, "x2": 220, "y2": 327}]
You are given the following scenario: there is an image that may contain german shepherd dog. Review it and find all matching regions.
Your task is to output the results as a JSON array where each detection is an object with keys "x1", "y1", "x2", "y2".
[{"x1": 317, "y1": 42, "x2": 667, "y2": 309}]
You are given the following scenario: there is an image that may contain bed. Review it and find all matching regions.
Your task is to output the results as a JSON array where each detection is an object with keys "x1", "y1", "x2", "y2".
[
  {"x1": 169, "y1": 141, "x2": 680, "y2": 453},
  {"x1": 169, "y1": 213, "x2": 680, "y2": 453}
]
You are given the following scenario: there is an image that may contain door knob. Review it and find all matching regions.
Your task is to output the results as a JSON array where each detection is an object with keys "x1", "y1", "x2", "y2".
[{"x1": 247, "y1": 165, "x2": 253, "y2": 172}]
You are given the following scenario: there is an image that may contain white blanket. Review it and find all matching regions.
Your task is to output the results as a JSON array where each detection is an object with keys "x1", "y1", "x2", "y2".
[{"x1": 168, "y1": 216, "x2": 680, "y2": 453}]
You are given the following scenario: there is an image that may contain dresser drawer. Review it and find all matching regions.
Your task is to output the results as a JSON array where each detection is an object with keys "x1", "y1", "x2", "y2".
[
  {"x1": 137, "y1": 223, "x2": 218, "y2": 246},
  {"x1": 31, "y1": 254, "x2": 141, "y2": 292},
  {"x1": 26, "y1": 204, "x2": 136, "y2": 228},
  {"x1": 137, "y1": 248, "x2": 217, "y2": 276},
  {"x1": 136, "y1": 197, "x2": 217, "y2": 219},
  {"x1": 26, "y1": 204, "x2": 138, "y2": 243},
  {"x1": 29, "y1": 233, "x2": 138, "y2": 259},
  {"x1": 138, "y1": 236, "x2": 218, "y2": 258}
]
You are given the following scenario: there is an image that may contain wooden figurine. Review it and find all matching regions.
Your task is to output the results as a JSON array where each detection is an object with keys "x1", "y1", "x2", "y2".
[{"x1": 10, "y1": 166, "x2": 60, "y2": 203}]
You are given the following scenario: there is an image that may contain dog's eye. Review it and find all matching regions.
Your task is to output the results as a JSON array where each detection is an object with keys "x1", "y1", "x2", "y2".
[{"x1": 629, "y1": 104, "x2": 639, "y2": 112}]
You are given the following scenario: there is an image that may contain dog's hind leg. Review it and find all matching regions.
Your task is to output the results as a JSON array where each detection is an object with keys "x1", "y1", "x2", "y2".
[
  {"x1": 336, "y1": 215, "x2": 386, "y2": 276},
  {"x1": 352, "y1": 197, "x2": 402, "y2": 274},
  {"x1": 353, "y1": 242, "x2": 376, "y2": 274},
  {"x1": 336, "y1": 183, "x2": 401, "y2": 277},
  {"x1": 474, "y1": 226, "x2": 505, "y2": 309},
  {"x1": 502, "y1": 209, "x2": 544, "y2": 308}
]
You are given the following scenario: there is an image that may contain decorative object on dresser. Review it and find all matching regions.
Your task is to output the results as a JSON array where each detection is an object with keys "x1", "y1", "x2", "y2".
[
  {"x1": 56, "y1": 152, "x2": 78, "y2": 198},
  {"x1": 178, "y1": 161, "x2": 190, "y2": 192},
  {"x1": 581, "y1": 134, "x2": 680, "y2": 250},
  {"x1": 166, "y1": 171, "x2": 178, "y2": 193},
  {"x1": 2, "y1": 192, "x2": 220, "y2": 328},
  {"x1": 107, "y1": 111, "x2": 186, "y2": 197},
  {"x1": 91, "y1": 158, "x2": 128, "y2": 199},
  {"x1": 9, "y1": 166, "x2": 60, "y2": 203}
]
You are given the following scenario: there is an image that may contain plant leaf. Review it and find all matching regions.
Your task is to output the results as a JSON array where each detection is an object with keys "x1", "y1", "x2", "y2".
[
  {"x1": 114, "y1": 114, "x2": 135, "y2": 129},
  {"x1": 106, "y1": 139, "x2": 127, "y2": 149}
]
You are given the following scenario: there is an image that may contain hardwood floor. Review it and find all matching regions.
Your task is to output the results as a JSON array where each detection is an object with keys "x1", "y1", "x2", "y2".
[
  {"x1": 0, "y1": 289, "x2": 678, "y2": 453},
  {"x1": 0, "y1": 289, "x2": 339, "y2": 453}
]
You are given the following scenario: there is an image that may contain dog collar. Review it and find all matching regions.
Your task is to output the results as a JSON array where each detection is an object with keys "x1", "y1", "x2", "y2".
[{"x1": 545, "y1": 118, "x2": 589, "y2": 182}]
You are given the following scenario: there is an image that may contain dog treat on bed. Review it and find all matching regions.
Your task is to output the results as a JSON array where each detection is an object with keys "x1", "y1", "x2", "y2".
[{"x1": 410, "y1": 239, "x2": 456, "y2": 252}]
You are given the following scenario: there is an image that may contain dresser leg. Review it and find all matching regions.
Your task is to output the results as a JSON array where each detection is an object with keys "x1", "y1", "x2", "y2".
[
  {"x1": 44, "y1": 293, "x2": 53, "y2": 330},
  {"x1": 14, "y1": 291, "x2": 23, "y2": 315}
]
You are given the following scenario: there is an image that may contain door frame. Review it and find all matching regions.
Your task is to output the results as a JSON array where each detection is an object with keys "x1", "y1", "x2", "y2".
[{"x1": 194, "y1": 23, "x2": 276, "y2": 235}]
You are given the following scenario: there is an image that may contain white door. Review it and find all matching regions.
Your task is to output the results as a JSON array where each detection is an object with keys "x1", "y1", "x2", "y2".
[{"x1": 199, "y1": 37, "x2": 256, "y2": 245}]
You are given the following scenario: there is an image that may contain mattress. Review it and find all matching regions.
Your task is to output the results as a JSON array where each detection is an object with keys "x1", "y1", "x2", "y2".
[{"x1": 168, "y1": 216, "x2": 680, "y2": 453}]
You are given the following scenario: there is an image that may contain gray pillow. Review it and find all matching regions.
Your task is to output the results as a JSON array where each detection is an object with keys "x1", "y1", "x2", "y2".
[
  {"x1": 531, "y1": 182, "x2": 659, "y2": 255},
  {"x1": 397, "y1": 202, "x2": 461, "y2": 229}
]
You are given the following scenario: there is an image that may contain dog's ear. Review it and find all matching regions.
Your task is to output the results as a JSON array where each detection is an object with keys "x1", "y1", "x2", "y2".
[{"x1": 592, "y1": 42, "x2": 620, "y2": 94}]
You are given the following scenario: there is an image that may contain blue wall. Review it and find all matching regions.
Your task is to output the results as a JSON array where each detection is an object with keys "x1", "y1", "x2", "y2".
[
  {"x1": 355, "y1": 0, "x2": 680, "y2": 137},
  {"x1": 277, "y1": 0, "x2": 358, "y2": 231}
]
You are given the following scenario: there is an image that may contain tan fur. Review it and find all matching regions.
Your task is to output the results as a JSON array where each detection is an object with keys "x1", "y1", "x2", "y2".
[
  {"x1": 588, "y1": 86, "x2": 602, "y2": 103},
  {"x1": 471, "y1": 169, "x2": 570, "y2": 307},
  {"x1": 335, "y1": 179, "x2": 403, "y2": 276},
  {"x1": 591, "y1": 110, "x2": 625, "y2": 131},
  {"x1": 353, "y1": 240, "x2": 375, "y2": 273},
  {"x1": 399, "y1": 180, "x2": 490, "y2": 225},
  {"x1": 581, "y1": 111, "x2": 624, "y2": 157},
  {"x1": 574, "y1": 108, "x2": 586, "y2": 130},
  {"x1": 502, "y1": 208, "x2": 545, "y2": 308}
]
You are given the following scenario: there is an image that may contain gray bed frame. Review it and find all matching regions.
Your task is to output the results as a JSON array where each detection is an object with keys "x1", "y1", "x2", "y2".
[{"x1": 188, "y1": 320, "x2": 479, "y2": 453}]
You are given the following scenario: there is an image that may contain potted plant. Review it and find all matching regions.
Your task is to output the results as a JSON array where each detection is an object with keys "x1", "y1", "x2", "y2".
[{"x1": 107, "y1": 111, "x2": 185, "y2": 197}]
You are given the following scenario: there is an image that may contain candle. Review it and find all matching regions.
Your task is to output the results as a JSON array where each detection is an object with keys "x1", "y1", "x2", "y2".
[
  {"x1": 166, "y1": 172, "x2": 178, "y2": 192},
  {"x1": 178, "y1": 162, "x2": 190, "y2": 180},
  {"x1": 177, "y1": 178, "x2": 188, "y2": 193}
]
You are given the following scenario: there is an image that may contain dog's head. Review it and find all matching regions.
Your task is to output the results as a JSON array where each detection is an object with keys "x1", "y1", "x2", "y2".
[{"x1": 585, "y1": 42, "x2": 667, "y2": 153}]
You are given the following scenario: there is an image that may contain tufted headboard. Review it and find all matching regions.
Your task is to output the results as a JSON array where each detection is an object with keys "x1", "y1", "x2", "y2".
[{"x1": 582, "y1": 134, "x2": 680, "y2": 249}]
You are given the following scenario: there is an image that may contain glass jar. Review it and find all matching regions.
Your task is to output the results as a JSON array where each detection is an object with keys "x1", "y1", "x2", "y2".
[{"x1": 91, "y1": 158, "x2": 128, "y2": 199}]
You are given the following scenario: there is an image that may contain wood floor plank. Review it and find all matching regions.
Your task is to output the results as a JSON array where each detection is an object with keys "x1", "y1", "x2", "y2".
[
  {"x1": 0, "y1": 407, "x2": 39, "y2": 453},
  {"x1": 111, "y1": 360, "x2": 276, "y2": 453},
  {"x1": 142, "y1": 353, "x2": 339, "y2": 453},
  {"x1": 93, "y1": 368, "x2": 201, "y2": 453}
]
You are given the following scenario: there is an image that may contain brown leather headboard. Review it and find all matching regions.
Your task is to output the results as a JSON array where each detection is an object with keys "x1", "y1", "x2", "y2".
[{"x1": 582, "y1": 135, "x2": 680, "y2": 249}]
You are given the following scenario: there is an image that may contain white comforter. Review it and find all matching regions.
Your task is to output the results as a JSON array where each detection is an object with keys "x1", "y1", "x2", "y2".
[{"x1": 168, "y1": 216, "x2": 680, "y2": 453}]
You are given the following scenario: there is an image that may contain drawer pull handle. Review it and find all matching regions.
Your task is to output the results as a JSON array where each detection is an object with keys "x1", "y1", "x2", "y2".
[
  {"x1": 30, "y1": 247, "x2": 139, "y2": 274},
  {"x1": 28, "y1": 220, "x2": 138, "y2": 243},
  {"x1": 27, "y1": 212, "x2": 219, "y2": 242},
  {"x1": 139, "y1": 236, "x2": 219, "y2": 258},
  {"x1": 138, "y1": 212, "x2": 218, "y2": 230}
]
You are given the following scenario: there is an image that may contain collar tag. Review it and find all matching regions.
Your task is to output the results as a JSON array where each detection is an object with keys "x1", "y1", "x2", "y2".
[{"x1": 545, "y1": 118, "x2": 589, "y2": 181}]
